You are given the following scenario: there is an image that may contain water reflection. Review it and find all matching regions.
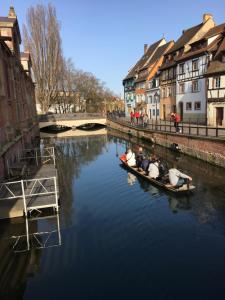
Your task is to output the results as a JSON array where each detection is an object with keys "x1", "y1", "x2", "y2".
[
  {"x1": 0, "y1": 209, "x2": 62, "y2": 299},
  {"x1": 112, "y1": 129, "x2": 225, "y2": 225},
  {"x1": 11, "y1": 213, "x2": 61, "y2": 252},
  {"x1": 54, "y1": 135, "x2": 108, "y2": 225},
  {"x1": 127, "y1": 172, "x2": 136, "y2": 186},
  {"x1": 1, "y1": 132, "x2": 224, "y2": 299}
]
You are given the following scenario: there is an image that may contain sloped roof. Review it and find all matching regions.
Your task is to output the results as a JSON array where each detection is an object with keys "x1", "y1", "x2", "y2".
[
  {"x1": 176, "y1": 36, "x2": 221, "y2": 62},
  {"x1": 167, "y1": 23, "x2": 203, "y2": 54},
  {"x1": 204, "y1": 23, "x2": 225, "y2": 39},
  {"x1": 135, "y1": 41, "x2": 174, "y2": 82},
  {"x1": 141, "y1": 41, "x2": 172, "y2": 70},
  {"x1": 159, "y1": 60, "x2": 176, "y2": 71},
  {"x1": 216, "y1": 36, "x2": 225, "y2": 54},
  {"x1": 206, "y1": 60, "x2": 225, "y2": 75},
  {"x1": 123, "y1": 39, "x2": 164, "y2": 80}
]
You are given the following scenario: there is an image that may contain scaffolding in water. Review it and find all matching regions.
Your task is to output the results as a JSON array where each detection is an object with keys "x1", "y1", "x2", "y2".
[
  {"x1": 11, "y1": 213, "x2": 61, "y2": 253},
  {"x1": 0, "y1": 146, "x2": 59, "y2": 219}
]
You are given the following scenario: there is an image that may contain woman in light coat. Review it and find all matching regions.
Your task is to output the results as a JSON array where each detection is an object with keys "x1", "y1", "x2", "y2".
[{"x1": 126, "y1": 149, "x2": 136, "y2": 167}]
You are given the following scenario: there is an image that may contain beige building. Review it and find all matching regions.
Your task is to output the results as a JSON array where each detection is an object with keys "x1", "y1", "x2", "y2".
[
  {"x1": 159, "y1": 14, "x2": 215, "y2": 121},
  {"x1": 206, "y1": 32, "x2": 225, "y2": 126}
]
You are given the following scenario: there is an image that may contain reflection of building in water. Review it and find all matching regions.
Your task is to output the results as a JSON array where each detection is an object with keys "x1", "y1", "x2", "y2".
[
  {"x1": 127, "y1": 172, "x2": 136, "y2": 186},
  {"x1": 0, "y1": 212, "x2": 61, "y2": 298}
]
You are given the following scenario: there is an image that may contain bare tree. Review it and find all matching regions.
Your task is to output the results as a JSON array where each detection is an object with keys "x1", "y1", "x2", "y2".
[{"x1": 23, "y1": 4, "x2": 63, "y2": 113}]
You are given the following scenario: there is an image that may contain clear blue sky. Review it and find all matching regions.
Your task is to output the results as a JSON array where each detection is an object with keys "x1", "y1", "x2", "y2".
[{"x1": 2, "y1": 0, "x2": 225, "y2": 96}]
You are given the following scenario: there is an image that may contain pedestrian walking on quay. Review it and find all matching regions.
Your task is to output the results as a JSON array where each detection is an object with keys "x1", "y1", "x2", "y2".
[{"x1": 135, "y1": 111, "x2": 140, "y2": 125}]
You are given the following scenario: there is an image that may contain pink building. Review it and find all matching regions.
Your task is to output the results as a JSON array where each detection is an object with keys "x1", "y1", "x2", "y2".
[{"x1": 0, "y1": 7, "x2": 39, "y2": 179}]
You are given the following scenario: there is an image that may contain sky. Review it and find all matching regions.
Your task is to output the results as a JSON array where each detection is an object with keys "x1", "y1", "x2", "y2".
[{"x1": 2, "y1": 0, "x2": 225, "y2": 96}]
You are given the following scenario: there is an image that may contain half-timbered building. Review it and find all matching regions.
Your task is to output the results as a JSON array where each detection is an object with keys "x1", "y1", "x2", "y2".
[
  {"x1": 160, "y1": 14, "x2": 215, "y2": 121},
  {"x1": 206, "y1": 27, "x2": 225, "y2": 126}
]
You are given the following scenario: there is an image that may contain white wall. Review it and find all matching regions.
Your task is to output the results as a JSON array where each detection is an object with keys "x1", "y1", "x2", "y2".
[{"x1": 176, "y1": 55, "x2": 207, "y2": 118}]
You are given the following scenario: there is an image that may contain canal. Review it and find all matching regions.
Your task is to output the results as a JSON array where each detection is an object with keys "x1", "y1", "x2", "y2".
[{"x1": 1, "y1": 131, "x2": 225, "y2": 300}]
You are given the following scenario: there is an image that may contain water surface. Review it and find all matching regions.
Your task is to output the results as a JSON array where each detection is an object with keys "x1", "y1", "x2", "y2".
[{"x1": 1, "y1": 133, "x2": 225, "y2": 300}]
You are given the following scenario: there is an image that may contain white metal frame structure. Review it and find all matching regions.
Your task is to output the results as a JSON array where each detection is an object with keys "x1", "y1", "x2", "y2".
[
  {"x1": 0, "y1": 177, "x2": 59, "y2": 217},
  {"x1": 11, "y1": 213, "x2": 61, "y2": 253}
]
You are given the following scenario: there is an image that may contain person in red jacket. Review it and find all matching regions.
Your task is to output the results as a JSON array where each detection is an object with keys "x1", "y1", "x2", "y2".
[
  {"x1": 130, "y1": 111, "x2": 134, "y2": 125},
  {"x1": 135, "y1": 111, "x2": 140, "y2": 124},
  {"x1": 174, "y1": 113, "x2": 181, "y2": 132}
]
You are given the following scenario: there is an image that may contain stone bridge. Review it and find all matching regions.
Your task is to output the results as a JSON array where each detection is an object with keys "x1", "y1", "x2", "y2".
[{"x1": 39, "y1": 113, "x2": 107, "y2": 129}]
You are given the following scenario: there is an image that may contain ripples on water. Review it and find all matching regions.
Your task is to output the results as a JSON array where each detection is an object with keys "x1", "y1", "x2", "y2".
[{"x1": 1, "y1": 133, "x2": 225, "y2": 300}]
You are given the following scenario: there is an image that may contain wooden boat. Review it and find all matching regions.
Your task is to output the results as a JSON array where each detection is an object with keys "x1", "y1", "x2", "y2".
[{"x1": 120, "y1": 157, "x2": 195, "y2": 193}]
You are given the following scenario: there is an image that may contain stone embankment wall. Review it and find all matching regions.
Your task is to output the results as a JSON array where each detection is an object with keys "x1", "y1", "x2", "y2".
[{"x1": 107, "y1": 120, "x2": 225, "y2": 168}]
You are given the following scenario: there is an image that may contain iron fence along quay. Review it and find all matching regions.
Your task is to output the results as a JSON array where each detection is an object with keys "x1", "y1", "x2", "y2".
[{"x1": 109, "y1": 116, "x2": 225, "y2": 138}]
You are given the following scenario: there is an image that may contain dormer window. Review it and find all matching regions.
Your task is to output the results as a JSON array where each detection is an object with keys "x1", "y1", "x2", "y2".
[{"x1": 192, "y1": 59, "x2": 199, "y2": 71}]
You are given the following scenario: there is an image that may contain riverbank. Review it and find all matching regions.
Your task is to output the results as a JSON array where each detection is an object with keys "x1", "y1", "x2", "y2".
[{"x1": 107, "y1": 118, "x2": 225, "y2": 168}]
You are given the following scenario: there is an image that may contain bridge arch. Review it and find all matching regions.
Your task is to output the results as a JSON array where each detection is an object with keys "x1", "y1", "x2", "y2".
[{"x1": 39, "y1": 118, "x2": 107, "y2": 130}]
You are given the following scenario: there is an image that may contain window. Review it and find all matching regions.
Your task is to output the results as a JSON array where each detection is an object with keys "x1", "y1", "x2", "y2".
[
  {"x1": 213, "y1": 76, "x2": 221, "y2": 88},
  {"x1": 179, "y1": 83, "x2": 185, "y2": 94},
  {"x1": 179, "y1": 63, "x2": 185, "y2": 74},
  {"x1": 148, "y1": 96, "x2": 152, "y2": 104},
  {"x1": 161, "y1": 88, "x2": 165, "y2": 98},
  {"x1": 156, "y1": 109, "x2": 159, "y2": 116},
  {"x1": 153, "y1": 109, "x2": 155, "y2": 116},
  {"x1": 194, "y1": 102, "x2": 201, "y2": 110},
  {"x1": 192, "y1": 80, "x2": 199, "y2": 92},
  {"x1": 168, "y1": 86, "x2": 172, "y2": 96},
  {"x1": 186, "y1": 102, "x2": 192, "y2": 110},
  {"x1": 192, "y1": 59, "x2": 199, "y2": 71}
]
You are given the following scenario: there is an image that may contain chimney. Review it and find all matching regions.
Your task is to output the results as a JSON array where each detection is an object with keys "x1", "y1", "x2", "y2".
[
  {"x1": 144, "y1": 44, "x2": 148, "y2": 54},
  {"x1": 203, "y1": 13, "x2": 213, "y2": 23},
  {"x1": 8, "y1": 6, "x2": 16, "y2": 18}
]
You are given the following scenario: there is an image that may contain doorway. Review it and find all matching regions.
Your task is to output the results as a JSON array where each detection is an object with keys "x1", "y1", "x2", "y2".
[
  {"x1": 163, "y1": 104, "x2": 166, "y2": 120},
  {"x1": 216, "y1": 107, "x2": 224, "y2": 126}
]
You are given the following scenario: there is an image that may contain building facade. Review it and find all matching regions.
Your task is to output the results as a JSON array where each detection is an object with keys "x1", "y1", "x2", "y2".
[
  {"x1": 0, "y1": 7, "x2": 39, "y2": 179},
  {"x1": 206, "y1": 31, "x2": 225, "y2": 126},
  {"x1": 160, "y1": 14, "x2": 215, "y2": 121}
]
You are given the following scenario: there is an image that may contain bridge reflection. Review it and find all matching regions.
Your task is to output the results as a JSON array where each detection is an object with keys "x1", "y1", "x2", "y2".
[{"x1": 40, "y1": 127, "x2": 107, "y2": 138}]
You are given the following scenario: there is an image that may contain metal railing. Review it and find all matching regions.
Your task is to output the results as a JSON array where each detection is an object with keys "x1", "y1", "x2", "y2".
[
  {"x1": 39, "y1": 113, "x2": 105, "y2": 122},
  {"x1": 19, "y1": 146, "x2": 56, "y2": 166},
  {"x1": 108, "y1": 116, "x2": 225, "y2": 138},
  {"x1": 0, "y1": 176, "x2": 59, "y2": 217},
  {"x1": 6, "y1": 146, "x2": 56, "y2": 178}
]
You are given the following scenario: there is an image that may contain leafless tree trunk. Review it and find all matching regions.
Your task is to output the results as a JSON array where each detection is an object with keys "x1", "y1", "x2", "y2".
[{"x1": 23, "y1": 4, "x2": 63, "y2": 113}]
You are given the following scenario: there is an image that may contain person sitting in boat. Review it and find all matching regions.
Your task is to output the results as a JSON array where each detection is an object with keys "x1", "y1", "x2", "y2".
[
  {"x1": 168, "y1": 165, "x2": 192, "y2": 187},
  {"x1": 148, "y1": 156, "x2": 159, "y2": 179},
  {"x1": 135, "y1": 146, "x2": 145, "y2": 171},
  {"x1": 126, "y1": 148, "x2": 136, "y2": 167},
  {"x1": 158, "y1": 159, "x2": 169, "y2": 181},
  {"x1": 141, "y1": 155, "x2": 152, "y2": 173}
]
